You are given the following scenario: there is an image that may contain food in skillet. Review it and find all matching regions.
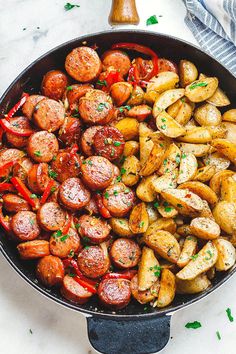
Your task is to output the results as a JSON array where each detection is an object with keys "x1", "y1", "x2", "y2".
[{"x1": 1, "y1": 42, "x2": 236, "y2": 310}]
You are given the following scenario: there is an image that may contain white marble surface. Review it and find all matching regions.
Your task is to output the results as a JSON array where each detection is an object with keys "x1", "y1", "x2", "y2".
[{"x1": 0, "y1": 1, "x2": 236, "y2": 353}]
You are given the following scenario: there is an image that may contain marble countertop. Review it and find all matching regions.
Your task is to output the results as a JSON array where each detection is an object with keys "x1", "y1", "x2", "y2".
[{"x1": 1, "y1": 1, "x2": 236, "y2": 353}]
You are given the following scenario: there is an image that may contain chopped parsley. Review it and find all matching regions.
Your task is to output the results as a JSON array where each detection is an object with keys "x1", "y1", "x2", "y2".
[
  {"x1": 64, "y1": 3, "x2": 80, "y2": 11},
  {"x1": 97, "y1": 102, "x2": 109, "y2": 112},
  {"x1": 67, "y1": 86, "x2": 73, "y2": 91},
  {"x1": 29, "y1": 329, "x2": 33, "y2": 334},
  {"x1": 120, "y1": 167, "x2": 126, "y2": 175},
  {"x1": 160, "y1": 124, "x2": 167, "y2": 130},
  {"x1": 104, "y1": 191, "x2": 109, "y2": 199},
  {"x1": 51, "y1": 186, "x2": 56, "y2": 193},
  {"x1": 34, "y1": 151, "x2": 42, "y2": 157},
  {"x1": 119, "y1": 105, "x2": 131, "y2": 113},
  {"x1": 205, "y1": 250, "x2": 213, "y2": 261},
  {"x1": 113, "y1": 141, "x2": 121, "y2": 147},
  {"x1": 146, "y1": 15, "x2": 159, "y2": 26},
  {"x1": 149, "y1": 265, "x2": 161, "y2": 277},
  {"x1": 226, "y1": 308, "x2": 234, "y2": 322},
  {"x1": 116, "y1": 175, "x2": 122, "y2": 182},
  {"x1": 53, "y1": 230, "x2": 69, "y2": 242},
  {"x1": 189, "y1": 82, "x2": 208, "y2": 90},
  {"x1": 30, "y1": 194, "x2": 38, "y2": 199},
  {"x1": 182, "y1": 153, "x2": 187, "y2": 159},
  {"x1": 190, "y1": 254, "x2": 198, "y2": 261},
  {"x1": 110, "y1": 148, "x2": 115, "y2": 157},
  {"x1": 52, "y1": 155, "x2": 57, "y2": 161},
  {"x1": 177, "y1": 203, "x2": 183, "y2": 208},
  {"x1": 124, "y1": 188, "x2": 130, "y2": 194},
  {"x1": 48, "y1": 170, "x2": 58, "y2": 179},
  {"x1": 139, "y1": 221, "x2": 144, "y2": 228},
  {"x1": 163, "y1": 159, "x2": 168, "y2": 166},
  {"x1": 113, "y1": 190, "x2": 118, "y2": 196},
  {"x1": 216, "y1": 331, "x2": 221, "y2": 340},
  {"x1": 84, "y1": 245, "x2": 90, "y2": 250},
  {"x1": 97, "y1": 80, "x2": 107, "y2": 87},
  {"x1": 164, "y1": 206, "x2": 173, "y2": 212},
  {"x1": 87, "y1": 160, "x2": 93, "y2": 166},
  {"x1": 75, "y1": 223, "x2": 80, "y2": 229},
  {"x1": 154, "y1": 202, "x2": 159, "y2": 208},
  {"x1": 175, "y1": 153, "x2": 181, "y2": 164},
  {"x1": 185, "y1": 321, "x2": 202, "y2": 329},
  {"x1": 161, "y1": 118, "x2": 166, "y2": 122}
]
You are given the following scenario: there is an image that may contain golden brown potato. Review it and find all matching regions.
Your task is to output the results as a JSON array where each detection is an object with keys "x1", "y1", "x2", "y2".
[
  {"x1": 213, "y1": 238, "x2": 236, "y2": 271},
  {"x1": 179, "y1": 60, "x2": 198, "y2": 87},
  {"x1": 121, "y1": 155, "x2": 140, "y2": 186},
  {"x1": 144, "y1": 230, "x2": 180, "y2": 263},
  {"x1": 177, "y1": 224, "x2": 191, "y2": 237},
  {"x1": 131, "y1": 274, "x2": 159, "y2": 304},
  {"x1": 190, "y1": 217, "x2": 220, "y2": 240},
  {"x1": 177, "y1": 127, "x2": 212, "y2": 143},
  {"x1": 209, "y1": 169, "x2": 234, "y2": 195},
  {"x1": 127, "y1": 85, "x2": 144, "y2": 106},
  {"x1": 207, "y1": 87, "x2": 230, "y2": 107},
  {"x1": 177, "y1": 153, "x2": 198, "y2": 184},
  {"x1": 138, "y1": 247, "x2": 160, "y2": 291},
  {"x1": 158, "y1": 143, "x2": 181, "y2": 175},
  {"x1": 155, "y1": 111, "x2": 186, "y2": 138},
  {"x1": 176, "y1": 241, "x2": 218, "y2": 280},
  {"x1": 224, "y1": 122, "x2": 236, "y2": 144},
  {"x1": 153, "y1": 89, "x2": 185, "y2": 116},
  {"x1": 146, "y1": 204, "x2": 159, "y2": 224},
  {"x1": 144, "y1": 218, "x2": 177, "y2": 236},
  {"x1": 151, "y1": 169, "x2": 178, "y2": 193},
  {"x1": 211, "y1": 139, "x2": 236, "y2": 165},
  {"x1": 194, "y1": 103, "x2": 221, "y2": 126},
  {"x1": 139, "y1": 142, "x2": 165, "y2": 176},
  {"x1": 177, "y1": 142, "x2": 210, "y2": 157},
  {"x1": 123, "y1": 141, "x2": 140, "y2": 157},
  {"x1": 213, "y1": 201, "x2": 236, "y2": 235},
  {"x1": 176, "y1": 274, "x2": 211, "y2": 294},
  {"x1": 178, "y1": 181, "x2": 218, "y2": 206},
  {"x1": 129, "y1": 202, "x2": 149, "y2": 234},
  {"x1": 173, "y1": 98, "x2": 195, "y2": 126},
  {"x1": 203, "y1": 152, "x2": 230, "y2": 172},
  {"x1": 221, "y1": 175, "x2": 236, "y2": 203},
  {"x1": 193, "y1": 165, "x2": 216, "y2": 182},
  {"x1": 199, "y1": 200, "x2": 214, "y2": 219},
  {"x1": 115, "y1": 118, "x2": 139, "y2": 140},
  {"x1": 136, "y1": 175, "x2": 157, "y2": 202},
  {"x1": 223, "y1": 109, "x2": 236, "y2": 122},
  {"x1": 157, "y1": 200, "x2": 178, "y2": 218},
  {"x1": 146, "y1": 71, "x2": 179, "y2": 94},
  {"x1": 144, "y1": 90, "x2": 160, "y2": 106},
  {"x1": 110, "y1": 82, "x2": 133, "y2": 106},
  {"x1": 139, "y1": 123, "x2": 154, "y2": 165},
  {"x1": 110, "y1": 218, "x2": 134, "y2": 238},
  {"x1": 185, "y1": 77, "x2": 218, "y2": 102},
  {"x1": 177, "y1": 236, "x2": 198, "y2": 268},
  {"x1": 206, "y1": 124, "x2": 227, "y2": 139},
  {"x1": 153, "y1": 269, "x2": 176, "y2": 308}
]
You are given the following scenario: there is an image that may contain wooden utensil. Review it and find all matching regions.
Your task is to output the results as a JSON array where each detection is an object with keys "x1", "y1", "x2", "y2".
[{"x1": 109, "y1": 0, "x2": 140, "y2": 25}]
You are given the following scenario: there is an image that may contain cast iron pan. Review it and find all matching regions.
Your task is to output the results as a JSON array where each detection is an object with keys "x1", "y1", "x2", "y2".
[{"x1": 0, "y1": 28, "x2": 236, "y2": 354}]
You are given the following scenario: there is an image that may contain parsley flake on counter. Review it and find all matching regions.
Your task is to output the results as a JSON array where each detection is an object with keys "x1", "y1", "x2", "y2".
[
  {"x1": 216, "y1": 331, "x2": 221, "y2": 340},
  {"x1": 146, "y1": 15, "x2": 159, "y2": 26},
  {"x1": 226, "y1": 307, "x2": 234, "y2": 322},
  {"x1": 64, "y1": 3, "x2": 80, "y2": 11},
  {"x1": 185, "y1": 321, "x2": 202, "y2": 329},
  {"x1": 29, "y1": 329, "x2": 33, "y2": 334}
]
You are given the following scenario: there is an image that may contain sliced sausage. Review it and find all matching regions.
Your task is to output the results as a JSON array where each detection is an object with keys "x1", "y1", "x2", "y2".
[
  {"x1": 12, "y1": 157, "x2": 33, "y2": 183},
  {"x1": 37, "y1": 202, "x2": 66, "y2": 232},
  {"x1": 17, "y1": 240, "x2": 50, "y2": 260},
  {"x1": 50, "y1": 227, "x2": 80, "y2": 258},
  {"x1": 110, "y1": 82, "x2": 133, "y2": 106},
  {"x1": 78, "y1": 89, "x2": 114, "y2": 125},
  {"x1": 28, "y1": 131, "x2": 59, "y2": 163},
  {"x1": 77, "y1": 245, "x2": 110, "y2": 279},
  {"x1": 81, "y1": 126, "x2": 103, "y2": 156},
  {"x1": 0, "y1": 148, "x2": 25, "y2": 175},
  {"x1": 58, "y1": 117, "x2": 81, "y2": 146},
  {"x1": 61, "y1": 274, "x2": 93, "y2": 304},
  {"x1": 36, "y1": 255, "x2": 64, "y2": 287},
  {"x1": 110, "y1": 238, "x2": 141, "y2": 269},
  {"x1": 84, "y1": 195, "x2": 99, "y2": 215},
  {"x1": 102, "y1": 182, "x2": 134, "y2": 217},
  {"x1": 6, "y1": 116, "x2": 32, "y2": 148},
  {"x1": 65, "y1": 47, "x2": 102, "y2": 82},
  {"x1": 102, "y1": 50, "x2": 131, "y2": 76},
  {"x1": 47, "y1": 181, "x2": 60, "y2": 203},
  {"x1": 112, "y1": 164, "x2": 120, "y2": 184},
  {"x1": 41, "y1": 70, "x2": 68, "y2": 101},
  {"x1": 81, "y1": 156, "x2": 114, "y2": 190},
  {"x1": 126, "y1": 105, "x2": 152, "y2": 121},
  {"x1": 51, "y1": 151, "x2": 81, "y2": 183},
  {"x1": 33, "y1": 98, "x2": 65, "y2": 132},
  {"x1": 77, "y1": 214, "x2": 111, "y2": 244},
  {"x1": 65, "y1": 84, "x2": 93, "y2": 112},
  {"x1": 27, "y1": 163, "x2": 50, "y2": 194},
  {"x1": 98, "y1": 278, "x2": 131, "y2": 309},
  {"x1": 3, "y1": 194, "x2": 31, "y2": 213},
  {"x1": 59, "y1": 177, "x2": 91, "y2": 211},
  {"x1": 11, "y1": 211, "x2": 40, "y2": 241},
  {"x1": 158, "y1": 58, "x2": 178, "y2": 73},
  {"x1": 22, "y1": 95, "x2": 45, "y2": 119},
  {"x1": 93, "y1": 126, "x2": 125, "y2": 160}
]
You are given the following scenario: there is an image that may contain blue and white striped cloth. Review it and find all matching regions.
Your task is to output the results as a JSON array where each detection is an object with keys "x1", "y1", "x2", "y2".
[{"x1": 183, "y1": 0, "x2": 236, "y2": 76}]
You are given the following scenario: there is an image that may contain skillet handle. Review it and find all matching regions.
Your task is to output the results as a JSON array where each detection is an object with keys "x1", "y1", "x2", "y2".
[
  {"x1": 109, "y1": 0, "x2": 140, "y2": 25},
  {"x1": 87, "y1": 315, "x2": 171, "y2": 354}
]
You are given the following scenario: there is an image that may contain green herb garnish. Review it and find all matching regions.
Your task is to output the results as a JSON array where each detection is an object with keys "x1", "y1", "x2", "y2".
[
  {"x1": 154, "y1": 202, "x2": 159, "y2": 208},
  {"x1": 114, "y1": 141, "x2": 121, "y2": 147},
  {"x1": 34, "y1": 151, "x2": 42, "y2": 157},
  {"x1": 104, "y1": 191, "x2": 109, "y2": 199},
  {"x1": 149, "y1": 265, "x2": 161, "y2": 277},
  {"x1": 119, "y1": 105, "x2": 131, "y2": 113},
  {"x1": 97, "y1": 80, "x2": 107, "y2": 87},
  {"x1": 226, "y1": 308, "x2": 234, "y2": 322},
  {"x1": 146, "y1": 15, "x2": 159, "y2": 26},
  {"x1": 67, "y1": 86, "x2": 73, "y2": 91},
  {"x1": 64, "y1": 3, "x2": 80, "y2": 11},
  {"x1": 216, "y1": 331, "x2": 221, "y2": 340},
  {"x1": 30, "y1": 194, "x2": 38, "y2": 199},
  {"x1": 189, "y1": 82, "x2": 208, "y2": 90},
  {"x1": 48, "y1": 170, "x2": 58, "y2": 179},
  {"x1": 185, "y1": 321, "x2": 202, "y2": 329},
  {"x1": 120, "y1": 168, "x2": 126, "y2": 175},
  {"x1": 97, "y1": 102, "x2": 109, "y2": 112},
  {"x1": 113, "y1": 190, "x2": 118, "y2": 196},
  {"x1": 139, "y1": 221, "x2": 144, "y2": 228}
]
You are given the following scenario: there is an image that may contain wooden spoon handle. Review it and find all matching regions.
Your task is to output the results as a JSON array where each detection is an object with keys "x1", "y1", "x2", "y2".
[{"x1": 109, "y1": 0, "x2": 140, "y2": 25}]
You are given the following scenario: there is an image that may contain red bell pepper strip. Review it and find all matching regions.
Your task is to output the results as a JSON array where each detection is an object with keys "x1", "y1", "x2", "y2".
[
  {"x1": 0, "y1": 118, "x2": 33, "y2": 137},
  {"x1": 103, "y1": 270, "x2": 137, "y2": 280},
  {"x1": 0, "y1": 205, "x2": 11, "y2": 232},
  {"x1": 0, "y1": 182, "x2": 15, "y2": 193},
  {"x1": 11, "y1": 177, "x2": 40, "y2": 209},
  {"x1": 0, "y1": 127, "x2": 3, "y2": 146},
  {"x1": 73, "y1": 276, "x2": 97, "y2": 294},
  {"x1": 6, "y1": 92, "x2": 29, "y2": 119},
  {"x1": 99, "y1": 70, "x2": 123, "y2": 93},
  {"x1": 41, "y1": 180, "x2": 55, "y2": 204},
  {"x1": 0, "y1": 161, "x2": 15, "y2": 178},
  {"x1": 69, "y1": 143, "x2": 79, "y2": 156},
  {"x1": 95, "y1": 194, "x2": 111, "y2": 219},
  {"x1": 63, "y1": 258, "x2": 98, "y2": 288},
  {"x1": 62, "y1": 213, "x2": 72, "y2": 235}
]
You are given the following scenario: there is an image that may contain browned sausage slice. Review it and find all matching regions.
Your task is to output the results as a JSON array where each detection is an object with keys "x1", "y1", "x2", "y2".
[
  {"x1": 81, "y1": 126, "x2": 103, "y2": 156},
  {"x1": 78, "y1": 89, "x2": 114, "y2": 125},
  {"x1": 110, "y1": 238, "x2": 141, "y2": 269},
  {"x1": 49, "y1": 227, "x2": 81, "y2": 258},
  {"x1": 64, "y1": 84, "x2": 93, "y2": 112},
  {"x1": 28, "y1": 131, "x2": 59, "y2": 163},
  {"x1": 98, "y1": 278, "x2": 131, "y2": 309},
  {"x1": 41, "y1": 70, "x2": 68, "y2": 101},
  {"x1": 77, "y1": 245, "x2": 110, "y2": 279},
  {"x1": 126, "y1": 105, "x2": 152, "y2": 121},
  {"x1": 47, "y1": 181, "x2": 60, "y2": 203},
  {"x1": 22, "y1": 95, "x2": 45, "y2": 119},
  {"x1": 102, "y1": 182, "x2": 134, "y2": 217},
  {"x1": 51, "y1": 151, "x2": 81, "y2": 183},
  {"x1": 93, "y1": 126, "x2": 125, "y2": 161},
  {"x1": 17, "y1": 240, "x2": 50, "y2": 260},
  {"x1": 81, "y1": 156, "x2": 114, "y2": 190},
  {"x1": 102, "y1": 50, "x2": 131, "y2": 76},
  {"x1": 11, "y1": 211, "x2": 40, "y2": 241},
  {"x1": 61, "y1": 274, "x2": 93, "y2": 304},
  {"x1": 84, "y1": 195, "x2": 99, "y2": 215},
  {"x1": 77, "y1": 215, "x2": 111, "y2": 244},
  {"x1": 59, "y1": 178, "x2": 91, "y2": 211},
  {"x1": 37, "y1": 202, "x2": 66, "y2": 232},
  {"x1": 159, "y1": 58, "x2": 178, "y2": 73},
  {"x1": 33, "y1": 98, "x2": 65, "y2": 132},
  {"x1": 65, "y1": 47, "x2": 102, "y2": 82},
  {"x1": 27, "y1": 163, "x2": 50, "y2": 194},
  {"x1": 3, "y1": 194, "x2": 31, "y2": 213},
  {"x1": 0, "y1": 148, "x2": 25, "y2": 170},
  {"x1": 36, "y1": 255, "x2": 64, "y2": 287},
  {"x1": 12, "y1": 157, "x2": 33, "y2": 183},
  {"x1": 6, "y1": 116, "x2": 33, "y2": 148},
  {"x1": 58, "y1": 117, "x2": 81, "y2": 146}
]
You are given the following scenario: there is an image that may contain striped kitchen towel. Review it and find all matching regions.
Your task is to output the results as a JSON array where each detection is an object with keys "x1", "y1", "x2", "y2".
[{"x1": 183, "y1": 0, "x2": 236, "y2": 76}]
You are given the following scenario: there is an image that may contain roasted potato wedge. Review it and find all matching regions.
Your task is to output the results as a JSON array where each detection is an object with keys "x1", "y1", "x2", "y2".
[
  {"x1": 144, "y1": 218, "x2": 177, "y2": 236},
  {"x1": 167, "y1": 97, "x2": 194, "y2": 126},
  {"x1": 176, "y1": 241, "x2": 218, "y2": 280},
  {"x1": 213, "y1": 238, "x2": 236, "y2": 271},
  {"x1": 115, "y1": 118, "x2": 139, "y2": 141},
  {"x1": 110, "y1": 218, "x2": 134, "y2": 238},
  {"x1": 221, "y1": 175, "x2": 236, "y2": 203},
  {"x1": 179, "y1": 60, "x2": 198, "y2": 87},
  {"x1": 136, "y1": 175, "x2": 157, "y2": 202},
  {"x1": 139, "y1": 142, "x2": 165, "y2": 176},
  {"x1": 206, "y1": 124, "x2": 227, "y2": 140},
  {"x1": 190, "y1": 217, "x2": 220, "y2": 240},
  {"x1": 153, "y1": 89, "x2": 185, "y2": 116},
  {"x1": 121, "y1": 155, "x2": 140, "y2": 186},
  {"x1": 138, "y1": 247, "x2": 160, "y2": 291},
  {"x1": 177, "y1": 224, "x2": 191, "y2": 237},
  {"x1": 207, "y1": 87, "x2": 230, "y2": 107},
  {"x1": 224, "y1": 122, "x2": 236, "y2": 144},
  {"x1": 177, "y1": 127, "x2": 212, "y2": 143},
  {"x1": 211, "y1": 139, "x2": 236, "y2": 165},
  {"x1": 194, "y1": 103, "x2": 221, "y2": 126},
  {"x1": 177, "y1": 142, "x2": 210, "y2": 157},
  {"x1": 177, "y1": 153, "x2": 198, "y2": 184},
  {"x1": 209, "y1": 169, "x2": 234, "y2": 195},
  {"x1": 146, "y1": 71, "x2": 179, "y2": 94},
  {"x1": 157, "y1": 200, "x2": 178, "y2": 218},
  {"x1": 144, "y1": 230, "x2": 180, "y2": 263},
  {"x1": 158, "y1": 143, "x2": 181, "y2": 175},
  {"x1": 185, "y1": 77, "x2": 218, "y2": 102},
  {"x1": 176, "y1": 274, "x2": 211, "y2": 294},
  {"x1": 199, "y1": 200, "x2": 214, "y2": 219},
  {"x1": 151, "y1": 169, "x2": 178, "y2": 193},
  {"x1": 203, "y1": 152, "x2": 230, "y2": 172},
  {"x1": 177, "y1": 235, "x2": 198, "y2": 268},
  {"x1": 178, "y1": 181, "x2": 218, "y2": 206},
  {"x1": 213, "y1": 201, "x2": 236, "y2": 235},
  {"x1": 123, "y1": 141, "x2": 140, "y2": 157},
  {"x1": 129, "y1": 202, "x2": 149, "y2": 234},
  {"x1": 193, "y1": 165, "x2": 216, "y2": 182},
  {"x1": 131, "y1": 274, "x2": 159, "y2": 304},
  {"x1": 154, "y1": 269, "x2": 176, "y2": 308},
  {"x1": 139, "y1": 123, "x2": 154, "y2": 165},
  {"x1": 156, "y1": 111, "x2": 186, "y2": 138},
  {"x1": 223, "y1": 109, "x2": 236, "y2": 123},
  {"x1": 146, "y1": 204, "x2": 159, "y2": 224}
]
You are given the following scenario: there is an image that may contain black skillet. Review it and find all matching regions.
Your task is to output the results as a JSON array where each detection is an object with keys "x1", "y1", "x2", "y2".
[{"x1": 0, "y1": 7, "x2": 236, "y2": 354}]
